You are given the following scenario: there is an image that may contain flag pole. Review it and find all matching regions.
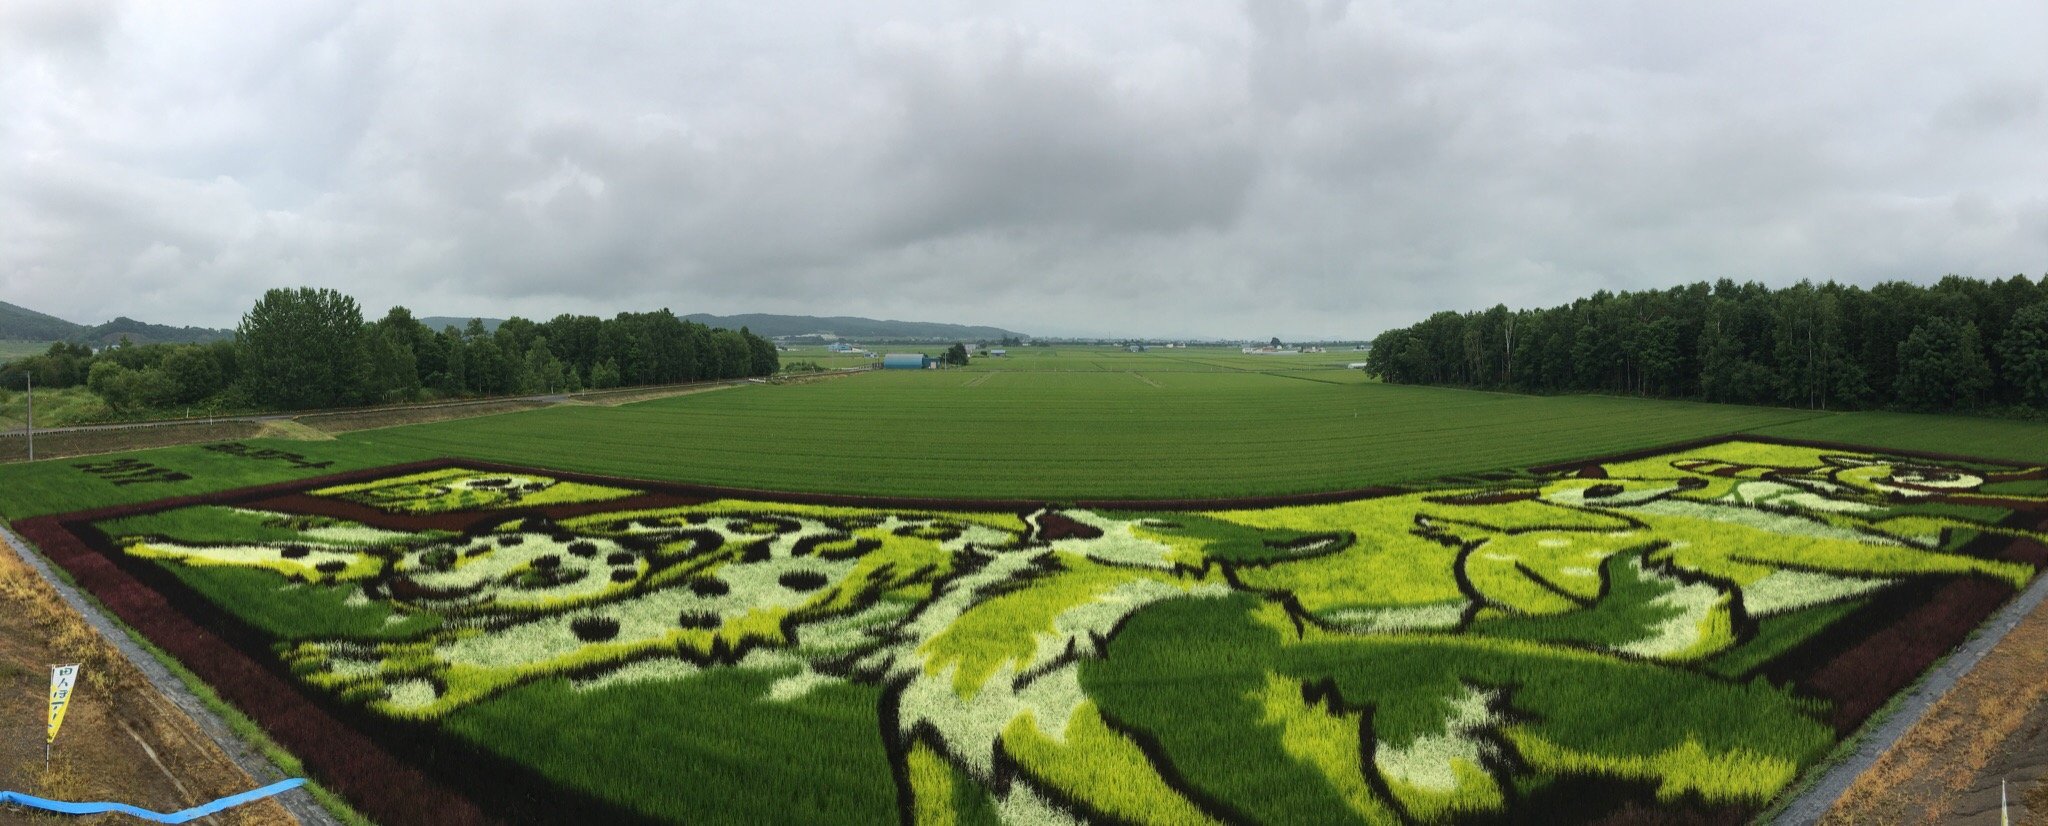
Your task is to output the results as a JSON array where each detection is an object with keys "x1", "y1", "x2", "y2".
[
  {"x1": 24, "y1": 371, "x2": 33, "y2": 462},
  {"x1": 44, "y1": 661, "x2": 52, "y2": 773}
]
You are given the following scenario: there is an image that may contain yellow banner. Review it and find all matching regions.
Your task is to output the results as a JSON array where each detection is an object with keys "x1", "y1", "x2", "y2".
[{"x1": 47, "y1": 664, "x2": 80, "y2": 746}]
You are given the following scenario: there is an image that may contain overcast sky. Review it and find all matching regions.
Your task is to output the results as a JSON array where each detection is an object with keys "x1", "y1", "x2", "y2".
[{"x1": 3, "y1": 1, "x2": 2045, "y2": 339}]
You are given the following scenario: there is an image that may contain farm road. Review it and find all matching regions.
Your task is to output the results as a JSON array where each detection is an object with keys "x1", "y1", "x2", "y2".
[
  {"x1": 0, "y1": 375, "x2": 762, "y2": 462},
  {"x1": 0, "y1": 524, "x2": 337, "y2": 825}
]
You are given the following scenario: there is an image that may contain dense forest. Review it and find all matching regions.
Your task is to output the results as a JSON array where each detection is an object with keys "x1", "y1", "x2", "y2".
[
  {"x1": 1366, "y1": 275, "x2": 2048, "y2": 414},
  {"x1": 0, "y1": 288, "x2": 779, "y2": 414}
]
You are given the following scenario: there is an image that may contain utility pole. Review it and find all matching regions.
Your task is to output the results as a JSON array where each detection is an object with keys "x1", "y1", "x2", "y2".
[{"x1": 24, "y1": 371, "x2": 32, "y2": 462}]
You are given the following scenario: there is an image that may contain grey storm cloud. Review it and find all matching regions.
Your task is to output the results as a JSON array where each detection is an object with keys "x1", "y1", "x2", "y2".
[{"x1": 2, "y1": 0, "x2": 2045, "y2": 339}]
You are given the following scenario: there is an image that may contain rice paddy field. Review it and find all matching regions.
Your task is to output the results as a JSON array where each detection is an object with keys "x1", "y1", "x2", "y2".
[
  {"x1": 13, "y1": 438, "x2": 2048, "y2": 825},
  {"x1": 6, "y1": 347, "x2": 2048, "y2": 518},
  {"x1": 5, "y1": 348, "x2": 2048, "y2": 824}
]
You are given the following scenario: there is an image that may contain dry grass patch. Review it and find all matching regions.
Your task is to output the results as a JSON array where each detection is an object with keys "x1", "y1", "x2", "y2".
[
  {"x1": 0, "y1": 422, "x2": 264, "y2": 463},
  {"x1": 1821, "y1": 591, "x2": 2048, "y2": 824},
  {"x1": 256, "y1": 420, "x2": 336, "y2": 441},
  {"x1": 0, "y1": 542, "x2": 291, "y2": 824},
  {"x1": 295, "y1": 399, "x2": 548, "y2": 434},
  {"x1": 566, "y1": 381, "x2": 745, "y2": 407}
]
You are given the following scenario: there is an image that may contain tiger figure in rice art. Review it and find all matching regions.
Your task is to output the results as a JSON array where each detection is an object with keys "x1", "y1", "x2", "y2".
[{"x1": 101, "y1": 441, "x2": 2048, "y2": 824}]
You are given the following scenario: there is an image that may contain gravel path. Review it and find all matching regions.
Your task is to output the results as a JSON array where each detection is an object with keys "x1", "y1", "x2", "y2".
[
  {"x1": 1772, "y1": 565, "x2": 2048, "y2": 825},
  {"x1": 0, "y1": 524, "x2": 339, "y2": 826}
]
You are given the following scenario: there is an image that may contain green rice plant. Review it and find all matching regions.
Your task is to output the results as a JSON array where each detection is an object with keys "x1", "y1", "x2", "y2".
[
  {"x1": 156, "y1": 563, "x2": 441, "y2": 640},
  {"x1": 312, "y1": 467, "x2": 640, "y2": 514},
  {"x1": 1702, "y1": 597, "x2": 1869, "y2": 678},
  {"x1": 920, "y1": 557, "x2": 1182, "y2": 696},
  {"x1": 1477, "y1": 550, "x2": 1714, "y2": 653},
  {"x1": 444, "y1": 667, "x2": 898, "y2": 824},
  {"x1": 100, "y1": 505, "x2": 448, "y2": 548},
  {"x1": 904, "y1": 737, "x2": 1001, "y2": 826},
  {"x1": 1249, "y1": 673, "x2": 1414, "y2": 822},
  {"x1": 1001, "y1": 702, "x2": 1221, "y2": 825}
]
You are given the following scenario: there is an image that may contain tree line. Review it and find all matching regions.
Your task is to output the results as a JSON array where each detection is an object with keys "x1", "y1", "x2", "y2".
[
  {"x1": 1365, "y1": 275, "x2": 2048, "y2": 413},
  {"x1": 0, "y1": 287, "x2": 779, "y2": 413}
]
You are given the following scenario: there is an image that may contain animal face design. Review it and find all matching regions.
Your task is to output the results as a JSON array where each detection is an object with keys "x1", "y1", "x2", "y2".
[{"x1": 97, "y1": 443, "x2": 2048, "y2": 823}]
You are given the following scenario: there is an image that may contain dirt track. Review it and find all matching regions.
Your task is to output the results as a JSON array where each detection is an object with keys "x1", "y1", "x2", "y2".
[
  {"x1": 0, "y1": 533, "x2": 305, "y2": 824},
  {"x1": 0, "y1": 375, "x2": 786, "y2": 463}
]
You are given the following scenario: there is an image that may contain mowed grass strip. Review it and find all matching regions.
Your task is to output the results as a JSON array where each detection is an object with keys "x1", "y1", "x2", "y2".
[{"x1": 347, "y1": 371, "x2": 1835, "y2": 499}]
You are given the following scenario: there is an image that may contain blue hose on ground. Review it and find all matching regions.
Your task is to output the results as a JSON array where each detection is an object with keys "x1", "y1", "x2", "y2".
[{"x1": 0, "y1": 778, "x2": 305, "y2": 823}]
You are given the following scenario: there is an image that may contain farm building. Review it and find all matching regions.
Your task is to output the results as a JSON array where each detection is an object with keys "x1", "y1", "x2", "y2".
[
  {"x1": 882, "y1": 353, "x2": 930, "y2": 370},
  {"x1": 989, "y1": 349, "x2": 1007, "y2": 357}
]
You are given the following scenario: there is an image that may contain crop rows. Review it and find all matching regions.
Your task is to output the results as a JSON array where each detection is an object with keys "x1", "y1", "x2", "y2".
[{"x1": 354, "y1": 373, "x2": 1829, "y2": 499}]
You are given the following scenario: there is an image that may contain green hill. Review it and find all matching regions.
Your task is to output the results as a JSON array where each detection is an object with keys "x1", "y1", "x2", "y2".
[
  {"x1": 0, "y1": 301, "x2": 232, "y2": 347},
  {"x1": 0, "y1": 301, "x2": 86, "y2": 341},
  {"x1": 79, "y1": 317, "x2": 234, "y2": 346}
]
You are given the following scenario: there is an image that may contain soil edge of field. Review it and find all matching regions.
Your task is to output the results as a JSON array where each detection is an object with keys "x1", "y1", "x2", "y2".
[
  {"x1": 0, "y1": 523, "x2": 345, "y2": 826},
  {"x1": 1767, "y1": 555, "x2": 2048, "y2": 824}
]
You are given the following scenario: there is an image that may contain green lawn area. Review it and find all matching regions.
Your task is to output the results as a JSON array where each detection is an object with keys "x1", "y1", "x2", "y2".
[{"x1": 0, "y1": 340, "x2": 53, "y2": 365}]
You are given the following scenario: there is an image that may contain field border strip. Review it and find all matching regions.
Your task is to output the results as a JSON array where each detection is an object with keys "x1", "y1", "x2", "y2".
[
  {"x1": 1770, "y1": 526, "x2": 2048, "y2": 825},
  {"x1": 0, "y1": 523, "x2": 340, "y2": 826}
]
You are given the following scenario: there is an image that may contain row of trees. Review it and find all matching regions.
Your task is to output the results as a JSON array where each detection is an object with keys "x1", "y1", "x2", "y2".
[
  {"x1": 0, "y1": 288, "x2": 779, "y2": 413},
  {"x1": 1366, "y1": 275, "x2": 2048, "y2": 412}
]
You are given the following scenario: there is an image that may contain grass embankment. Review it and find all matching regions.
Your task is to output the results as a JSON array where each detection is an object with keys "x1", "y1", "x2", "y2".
[
  {"x1": 0, "y1": 420, "x2": 270, "y2": 464},
  {"x1": 0, "y1": 386, "x2": 115, "y2": 430}
]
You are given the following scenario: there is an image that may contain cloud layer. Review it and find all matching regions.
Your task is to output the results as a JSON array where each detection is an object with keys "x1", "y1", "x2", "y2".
[{"x1": 4, "y1": 1, "x2": 2045, "y2": 338}]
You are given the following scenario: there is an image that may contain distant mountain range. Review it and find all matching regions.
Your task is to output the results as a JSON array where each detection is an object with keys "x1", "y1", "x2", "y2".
[
  {"x1": 0, "y1": 301, "x2": 234, "y2": 347},
  {"x1": 423, "y1": 313, "x2": 1024, "y2": 341},
  {"x1": 2, "y1": 300, "x2": 1022, "y2": 349}
]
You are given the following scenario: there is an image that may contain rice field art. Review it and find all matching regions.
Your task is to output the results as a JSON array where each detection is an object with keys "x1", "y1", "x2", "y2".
[{"x1": 17, "y1": 438, "x2": 2048, "y2": 825}]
